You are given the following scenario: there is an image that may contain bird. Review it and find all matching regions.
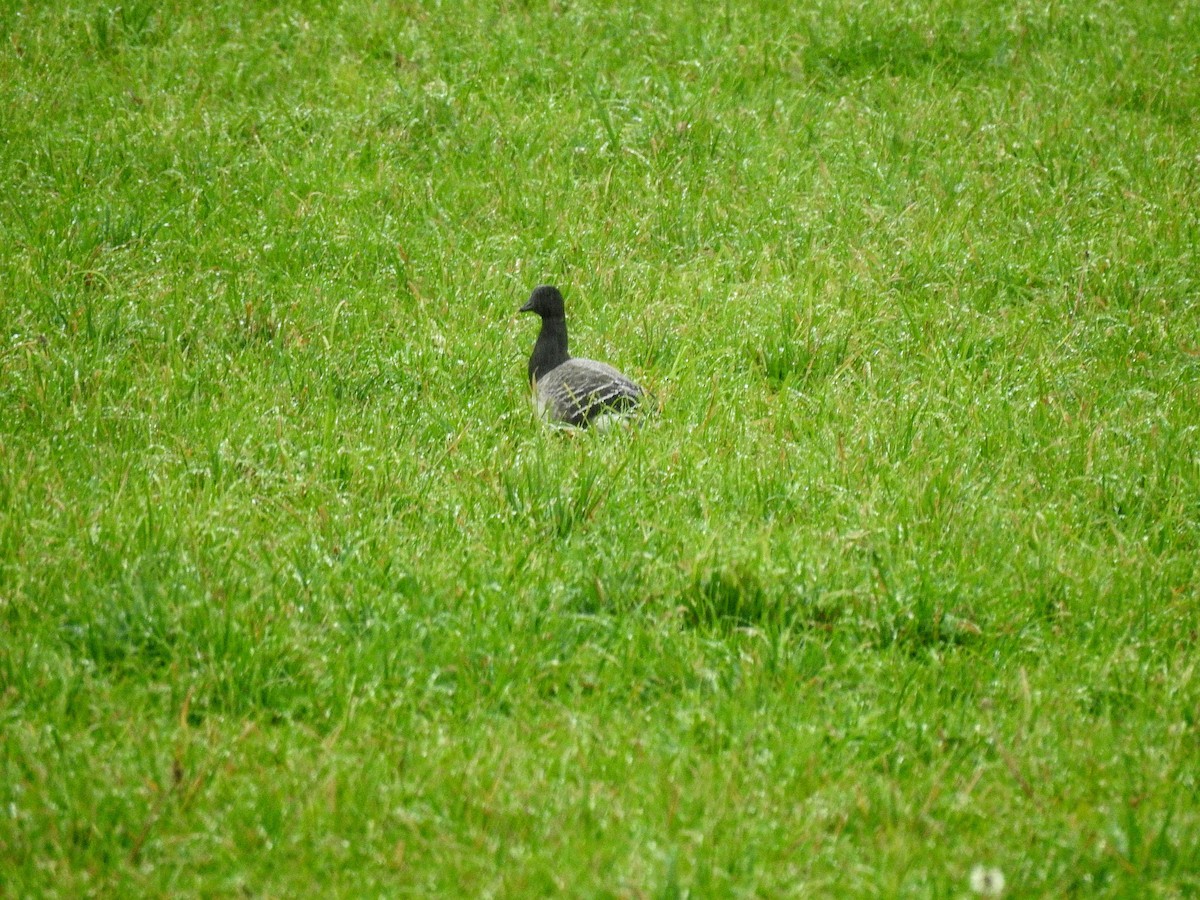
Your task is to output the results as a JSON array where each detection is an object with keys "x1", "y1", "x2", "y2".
[{"x1": 519, "y1": 284, "x2": 645, "y2": 428}]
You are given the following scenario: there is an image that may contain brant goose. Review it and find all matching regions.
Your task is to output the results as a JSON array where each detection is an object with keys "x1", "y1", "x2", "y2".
[{"x1": 520, "y1": 285, "x2": 645, "y2": 428}]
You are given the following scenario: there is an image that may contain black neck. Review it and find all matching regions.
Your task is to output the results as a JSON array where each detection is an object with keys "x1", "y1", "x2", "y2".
[{"x1": 528, "y1": 316, "x2": 570, "y2": 383}]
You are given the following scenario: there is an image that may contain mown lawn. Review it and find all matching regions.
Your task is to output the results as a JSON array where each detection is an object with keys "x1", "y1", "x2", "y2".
[{"x1": 2, "y1": 0, "x2": 1198, "y2": 895}]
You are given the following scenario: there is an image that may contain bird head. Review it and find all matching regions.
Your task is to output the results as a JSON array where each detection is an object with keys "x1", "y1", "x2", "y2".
[{"x1": 519, "y1": 285, "x2": 566, "y2": 319}]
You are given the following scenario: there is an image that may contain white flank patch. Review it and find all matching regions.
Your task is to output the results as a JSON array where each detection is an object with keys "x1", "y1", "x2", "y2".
[{"x1": 588, "y1": 412, "x2": 629, "y2": 432}]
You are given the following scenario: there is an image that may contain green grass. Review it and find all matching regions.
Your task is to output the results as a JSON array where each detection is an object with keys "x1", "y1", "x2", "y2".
[{"x1": 2, "y1": 0, "x2": 1199, "y2": 895}]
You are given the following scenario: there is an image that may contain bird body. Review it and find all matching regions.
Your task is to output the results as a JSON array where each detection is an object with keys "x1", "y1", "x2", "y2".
[{"x1": 520, "y1": 285, "x2": 644, "y2": 428}]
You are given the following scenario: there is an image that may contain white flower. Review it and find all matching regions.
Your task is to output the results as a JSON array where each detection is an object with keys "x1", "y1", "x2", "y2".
[
  {"x1": 423, "y1": 79, "x2": 450, "y2": 100},
  {"x1": 969, "y1": 865, "x2": 1005, "y2": 896}
]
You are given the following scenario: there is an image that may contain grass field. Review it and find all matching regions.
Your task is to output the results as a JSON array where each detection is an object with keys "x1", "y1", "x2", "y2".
[{"x1": 3, "y1": 0, "x2": 1199, "y2": 895}]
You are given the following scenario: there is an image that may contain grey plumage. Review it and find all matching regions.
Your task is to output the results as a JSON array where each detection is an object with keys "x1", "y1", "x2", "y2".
[
  {"x1": 534, "y1": 358, "x2": 643, "y2": 427},
  {"x1": 520, "y1": 285, "x2": 645, "y2": 428}
]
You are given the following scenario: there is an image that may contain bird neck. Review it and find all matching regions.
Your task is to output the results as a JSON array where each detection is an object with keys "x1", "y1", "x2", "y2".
[{"x1": 528, "y1": 316, "x2": 570, "y2": 383}]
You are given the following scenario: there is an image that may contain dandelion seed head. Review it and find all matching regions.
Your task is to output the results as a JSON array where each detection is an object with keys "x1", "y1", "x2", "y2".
[{"x1": 969, "y1": 865, "x2": 1005, "y2": 896}]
